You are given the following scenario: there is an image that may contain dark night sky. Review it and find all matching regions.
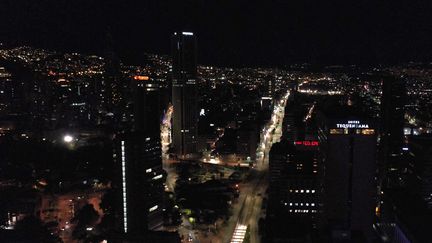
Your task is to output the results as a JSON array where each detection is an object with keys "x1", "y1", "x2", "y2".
[{"x1": 1, "y1": 0, "x2": 432, "y2": 67}]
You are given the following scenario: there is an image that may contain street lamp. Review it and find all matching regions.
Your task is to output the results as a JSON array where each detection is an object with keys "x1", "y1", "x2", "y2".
[{"x1": 63, "y1": 135, "x2": 74, "y2": 143}]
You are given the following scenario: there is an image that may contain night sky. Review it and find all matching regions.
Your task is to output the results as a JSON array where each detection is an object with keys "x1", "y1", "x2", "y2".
[{"x1": 1, "y1": 0, "x2": 432, "y2": 66}]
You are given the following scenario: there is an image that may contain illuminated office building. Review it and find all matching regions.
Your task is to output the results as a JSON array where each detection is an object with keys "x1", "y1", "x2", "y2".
[
  {"x1": 113, "y1": 134, "x2": 164, "y2": 234},
  {"x1": 266, "y1": 135, "x2": 322, "y2": 242},
  {"x1": 112, "y1": 75, "x2": 165, "y2": 235},
  {"x1": 269, "y1": 140, "x2": 321, "y2": 217},
  {"x1": 171, "y1": 31, "x2": 198, "y2": 157}
]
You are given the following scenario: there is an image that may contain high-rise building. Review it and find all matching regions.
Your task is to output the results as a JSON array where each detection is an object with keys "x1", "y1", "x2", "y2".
[
  {"x1": 266, "y1": 139, "x2": 322, "y2": 242},
  {"x1": 317, "y1": 107, "x2": 377, "y2": 242},
  {"x1": 269, "y1": 140, "x2": 321, "y2": 214},
  {"x1": 171, "y1": 31, "x2": 198, "y2": 157},
  {"x1": 113, "y1": 134, "x2": 165, "y2": 234},
  {"x1": 99, "y1": 31, "x2": 121, "y2": 115},
  {"x1": 381, "y1": 75, "x2": 406, "y2": 156},
  {"x1": 380, "y1": 75, "x2": 407, "y2": 187},
  {"x1": 112, "y1": 75, "x2": 165, "y2": 235}
]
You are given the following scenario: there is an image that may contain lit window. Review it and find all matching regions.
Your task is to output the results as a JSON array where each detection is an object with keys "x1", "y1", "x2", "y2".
[
  {"x1": 330, "y1": 129, "x2": 343, "y2": 134},
  {"x1": 362, "y1": 129, "x2": 375, "y2": 135}
]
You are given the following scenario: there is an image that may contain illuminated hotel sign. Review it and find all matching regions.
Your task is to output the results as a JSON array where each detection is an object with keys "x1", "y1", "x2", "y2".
[
  {"x1": 294, "y1": 141, "x2": 319, "y2": 146},
  {"x1": 335, "y1": 120, "x2": 369, "y2": 129}
]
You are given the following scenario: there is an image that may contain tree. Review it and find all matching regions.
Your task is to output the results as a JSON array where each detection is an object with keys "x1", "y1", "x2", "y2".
[
  {"x1": 97, "y1": 188, "x2": 121, "y2": 232},
  {"x1": 71, "y1": 204, "x2": 99, "y2": 241}
]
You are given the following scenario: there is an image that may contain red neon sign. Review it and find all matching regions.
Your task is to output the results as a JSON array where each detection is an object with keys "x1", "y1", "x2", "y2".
[{"x1": 294, "y1": 141, "x2": 319, "y2": 146}]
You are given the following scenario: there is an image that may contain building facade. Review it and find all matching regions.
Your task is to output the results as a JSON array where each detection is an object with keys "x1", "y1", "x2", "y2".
[
  {"x1": 112, "y1": 75, "x2": 165, "y2": 235},
  {"x1": 320, "y1": 116, "x2": 377, "y2": 242},
  {"x1": 113, "y1": 133, "x2": 165, "y2": 234},
  {"x1": 171, "y1": 32, "x2": 198, "y2": 157}
]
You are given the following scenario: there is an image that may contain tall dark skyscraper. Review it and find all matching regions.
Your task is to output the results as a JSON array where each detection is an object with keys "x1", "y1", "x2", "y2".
[
  {"x1": 381, "y1": 75, "x2": 406, "y2": 156},
  {"x1": 112, "y1": 75, "x2": 165, "y2": 235},
  {"x1": 317, "y1": 107, "x2": 377, "y2": 242},
  {"x1": 133, "y1": 75, "x2": 161, "y2": 137},
  {"x1": 100, "y1": 31, "x2": 122, "y2": 115},
  {"x1": 380, "y1": 75, "x2": 407, "y2": 187},
  {"x1": 171, "y1": 31, "x2": 198, "y2": 157}
]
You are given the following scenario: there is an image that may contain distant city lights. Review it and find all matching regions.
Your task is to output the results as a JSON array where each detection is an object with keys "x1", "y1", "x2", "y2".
[{"x1": 133, "y1": 75, "x2": 150, "y2": 81}]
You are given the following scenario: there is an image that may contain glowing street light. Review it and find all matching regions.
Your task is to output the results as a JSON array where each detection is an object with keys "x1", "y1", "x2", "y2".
[{"x1": 63, "y1": 135, "x2": 74, "y2": 143}]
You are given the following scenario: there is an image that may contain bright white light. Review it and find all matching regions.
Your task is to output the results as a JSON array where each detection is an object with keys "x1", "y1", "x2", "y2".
[
  {"x1": 209, "y1": 158, "x2": 220, "y2": 164},
  {"x1": 182, "y1": 32, "x2": 193, "y2": 35},
  {"x1": 63, "y1": 135, "x2": 73, "y2": 143},
  {"x1": 149, "y1": 205, "x2": 158, "y2": 212},
  {"x1": 121, "y1": 141, "x2": 128, "y2": 233}
]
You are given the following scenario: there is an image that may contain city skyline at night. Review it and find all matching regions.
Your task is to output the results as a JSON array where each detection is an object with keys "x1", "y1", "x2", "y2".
[{"x1": 1, "y1": 1, "x2": 432, "y2": 243}]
